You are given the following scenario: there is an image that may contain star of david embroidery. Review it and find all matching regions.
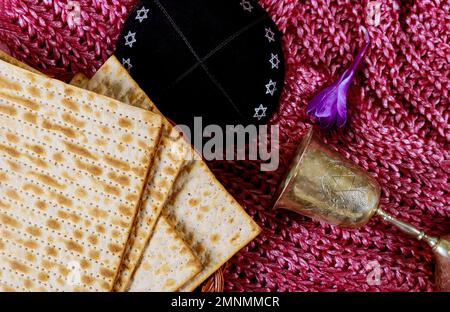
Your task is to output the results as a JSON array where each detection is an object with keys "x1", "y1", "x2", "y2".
[
  {"x1": 253, "y1": 104, "x2": 267, "y2": 121},
  {"x1": 124, "y1": 31, "x2": 137, "y2": 48},
  {"x1": 122, "y1": 58, "x2": 132, "y2": 72},
  {"x1": 265, "y1": 80, "x2": 277, "y2": 96},
  {"x1": 240, "y1": 0, "x2": 253, "y2": 12},
  {"x1": 265, "y1": 27, "x2": 275, "y2": 43},
  {"x1": 135, "y1": 6, "x2": 149, "y2": 23},
  {"x1": 269, "y1": 53, "x2": 280, "y2": 69}
]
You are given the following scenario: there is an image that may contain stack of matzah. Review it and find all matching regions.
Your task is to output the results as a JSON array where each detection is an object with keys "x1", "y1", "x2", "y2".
[{"x1": 0, "y1": 53, "x2": 260, "y2": 292}]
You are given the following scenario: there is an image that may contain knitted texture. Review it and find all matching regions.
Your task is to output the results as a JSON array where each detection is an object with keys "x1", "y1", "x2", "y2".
[{"x1": 0, "y1": 0, "x2": 449, "y2": 291}]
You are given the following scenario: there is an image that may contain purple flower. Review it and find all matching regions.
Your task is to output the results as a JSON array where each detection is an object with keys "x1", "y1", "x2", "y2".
[{"x1": 307, "y1": 27, "x2": 370, "y2": 129}]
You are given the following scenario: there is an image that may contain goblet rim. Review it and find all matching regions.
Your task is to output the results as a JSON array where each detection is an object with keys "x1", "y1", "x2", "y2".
[{"x1": 273, "y1": 127, "x2": 314, "y2": 210}]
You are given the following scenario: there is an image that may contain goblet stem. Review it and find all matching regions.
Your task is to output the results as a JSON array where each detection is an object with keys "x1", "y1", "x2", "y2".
[
  {"x1": 376, "y1": 209, "x2": 450, "y2": 291},
  {"x1": 376, "y1": 209, "x2": 439, "y2": 247}
]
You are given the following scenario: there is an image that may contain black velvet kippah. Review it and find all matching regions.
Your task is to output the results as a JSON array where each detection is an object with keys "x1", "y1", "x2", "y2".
[{"x1": 115, "y1": 0, "x2": 285, "y2": 128}]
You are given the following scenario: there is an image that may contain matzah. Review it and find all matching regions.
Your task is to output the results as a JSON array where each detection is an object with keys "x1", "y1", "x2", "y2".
[
  {"x1": 113, "y1": 131, "x2": 190, "y2": 291},
  {"x1": 69, "y1": 73, "x2": 88, "y2": 89},
  {"x1": 0, "y1": 59, "x2": 162, "y2": 291},
  {"x1": 70, "y1": 69, "x2": 198, "y2": 291},
  {"x1": 0, "y1": 50, "x2": 41, "y2": 75},
  {"x1": 128, "y1": 215, "x2": 201, "y2": 292},
  {"x1": 85, "y1": 56, "x2": 261, "y2": 291},
  {"x1": 164, "y1": 161, "x2": 261, "y2": 291},
  {"x1": 82, "y1": 59, "x2": 172, "y2": 135}
]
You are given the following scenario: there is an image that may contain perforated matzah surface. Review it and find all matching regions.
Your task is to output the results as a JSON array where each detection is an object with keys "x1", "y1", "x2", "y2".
[
  {"x1": 113, "y1": 131, "x2": 189, "y2": 291},
  {"x1": 74, "y1": 56, "x2": 260, "y2": 291},
  {"x1": 164, "y1": 160, "x2": 261, "y2": 291},
  {"x1": 83, "y1": 58, "x2": 171, "y2": 135},
  {"x1": 0, "y1": 59, "x2": 162, "y2": 291},
  {"x1": 70, "y1": 69, "x2": 202, "y2": 291},
  {"x1": 128, "y1": 215, "x2": 201, "y2": 292},
  {"x1": 70, "y1": 67, "x2": 193, "y2": 291}
]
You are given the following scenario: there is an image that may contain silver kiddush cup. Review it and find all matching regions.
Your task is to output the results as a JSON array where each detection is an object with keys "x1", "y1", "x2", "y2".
[{"x1": 274, "y1": 128, "x2": 449, "y2": 291}]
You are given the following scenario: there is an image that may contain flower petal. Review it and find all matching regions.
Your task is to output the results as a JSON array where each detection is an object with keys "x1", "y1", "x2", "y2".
[
  {"x1": 306, "y1": 26, "x2": 370, "y2": 129},
  {"x1": 336, "y1": 98, "x2": 347, "y2": 128},
  {"x1": 306, "y1": 84, "x2": 334, "y2": 115}
]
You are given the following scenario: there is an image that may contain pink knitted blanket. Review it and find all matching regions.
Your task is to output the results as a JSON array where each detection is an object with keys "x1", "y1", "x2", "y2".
[{"x1": 0, "y1": 0, "x2": 448, "y2": 292}]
